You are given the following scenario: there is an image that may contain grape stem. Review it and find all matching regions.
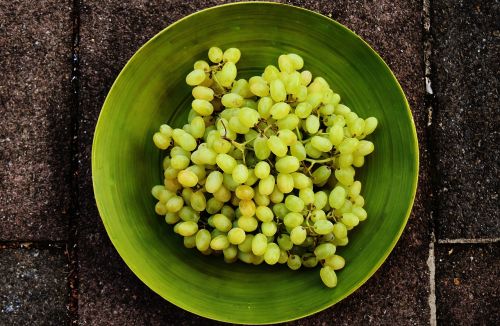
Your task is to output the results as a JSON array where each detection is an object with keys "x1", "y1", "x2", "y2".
[{"x1": 304, "y1": 157, "x2": 335, "y2": 164}]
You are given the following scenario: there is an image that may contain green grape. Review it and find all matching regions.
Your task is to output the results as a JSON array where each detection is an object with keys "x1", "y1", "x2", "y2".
[
  {"x1": 285, "y1": 195, "x2": 305, "y2": 213},
  {"x1": 295, "y1": 85, "x2": 308, "y2": 102},
  {"x1": 254, "y1": 162, "x2": 271, "y2": 179},
  {"x1": 213, "y1": 185, "x2": 231, "y2": 202},
  {"x1": 352, "y1": 154, "x2": 365, "y2": 167},
  {"x1": 286, "y1": 53, "x2": 303, "y2": 70},
  {"x1": 171, "y1": 145, "x2": 190, "y2": 158},
  {"x1": 305, "y1": 142, "x2": 322, "y2": 159},
  {"x1": 223, "y1": 47, "x2": 241, "y2": 63},
  {"x1": 206, "y1": 197, "x2": 224, "y2": 214},
  {"x1": 266, "y1": 136, "x2": 287, "y2": 157},
  {"x1": 256, "y1": 206, "x2": 274, "y2": 222},
  {"x1": 210, "y1": 235, "x2": 230, "y2": 250},
  {"x1": 216, "y1": 62, "x2": 237, "y2": 87},
  {"x1": 278, "y1": 54, "x2": 294, "y2": 73},
  {"x1": 172, "y1": 129, "x2": 197, "y2": 151},
  {"x1": 184, "y1": 235, "x2": 197, "y2": 248},
  {"x1": 250, "y1": 80, "x2": 270, "y2": 97},
  {"x1": 310, "y1": 209, "x2": 326, "y2": 222},
  {"x1": 305, "y1": 115, "x2": 320, "y2": 134},
  {"x1": 338, "y1": 153, "x2": 354, "y2": 168},
  {"x1": 302, "y1": 253, "x2": 318, "y2": 268},
  {"x1": 277, "y1": 234, "x2": 293, "y2": 251},
  {"x1": 177, "y1": 169, "x2": 198, "y2": 188},
  {"x1": 314, "y1": 243, "x2": 336, "y2": 260},
  {"x1": 164, "y1": 178, "x2": 181, "y2": 192},
  {"x1": 335, "y1": 167, "x2": 355, "y2": 186},
  {"x1": 363, "y1": 117, "x2": 378, "y2": 135},
  {"x1": 245, "y1": 169, "x2": 259, "y2": 186},
  {"x1": 165, "y1": 212, "x2": 180, "y2": 224},
  {"x1": 348, "y1": 181, "x2": 362, "y2": 198},
  {"x1": 253, "y1": 135, "x2": 271, "y2": 160},
  {"x1": 237, "y1": 234, "x2": 254, "y2": 252},
  {"x1": 155, "y1": 201, "x2": 167, "y2": 215},
  {"x1": 273, "y1": 203, "x2": 289, "y2": 219},
  {"x1": 208, "y1": 46, "x2": 223, "y2": 63},
  {"x1": 235, "y1": 185, "x2": 254, "y2": 200},
  {"x1": 257, "y1": 96, "x2": 273, "y2": 118},
  {"x1": 231, "y1": 79, "x2": 253, "y2": 98},
  {"x1": 238, "y1": 251, "x2": 255, "y2": 264},
  {"x1": 239, "y1": 198, "x2": 256, "y2": 216},
  {"x1": 221, "y1": 93, "x2": 244, "y2": 108},
  {"x1": 300, "y1": 70, "x2": 312, "y2": 85},
  {"x1": 223, "y1": 245, "x2": 238, "y2": 261},
  {"x1": 192, "y1": 86, "x2": 214, "y2": 101},
  {"x1": 228, "y1": 116, "x2": 249, "y2": 134},
  {"x1": 352, "y1": 206, "x2": 367, "y2": 221},
  {"x1": 278, "y1": 249, "x2": 289, "y2": 264},
  {"x1": 338, "y1": 138, "x2": 359, "y2": 154},
  {"x1": 277, "y1": 173, "x2": 294, "y2": 193},
  {"x1": 251, "y1": 233, "x2": 268, "y2": 256},
  {"x1": 258, "y1": 175, "x2": 275, "y2": 196},
  {"x1": 205, "y1": 171, "x2": 223, "y2": 193},
  {"x1": 325, "y1": 255, "x2": 345, "y2": 270},
  {"x1": 349, "y1": 117, "x2": 365, "y2": 137},
  {"x1": 261, "y1": 221, "x2": 278, "y2": 237},
  {"x1": 313, "y1": 219, "x2": 334, "y2": 235},
  {"x1": 254, "y1": 192, "x2": 270, "y2": 206},
  {"x1": 328, "y1": 125, "x2": 344, "y2": 146},
  {"x1": 298, "y1": 188, "x2": 315, "y2": 205},
  {"x1": 186, "y1": 69, "x2": 206, "y2": 86},
  {"x1": 262, "y1": 65, "x2": 280, "y2": 82},
  {"x1": 284, "y1": 212, "x2": 304, "y2": 228},
  {"x1": 290, "y1": 142, "x2": 307, "y2": 161},
  {"x1": 232, "y1": 164, "x2": 249, "y2": 184},
  {"x1": 295, "y1": 102, "x2": 313, "y2": 119},
  {"x1": 176, "y1": 221, "x2": 198, "y2": 237},
  {"x1": 213, "y1": 213, "x2": 233, "y2": 232},
  {"x1": 270, "y1": 102, "x2": 290, "y2": 120},
  {"x1": 319, "y1": 104, "x2": 335, "y2": 116},
  {"x1": 276, "y1": 114, "x2": 300, "y2": 130},
  {"x1": 291, "y1": 172, "x2": 312, "y2": 190},
  {"x1": 320, "y1": 266, "x2": 337, "y2": 288},
  {"x1": 285, "y1": 71, "x2": 301, "y2": 95},
  {"x1": 158, "y1": 188, "x2": 175, "y2": 204},
  {"x1": 216, "y1": 153, "x2": 237, "y2": 174},
  {"x1": 355, "y1": 140, "x2": 375, "y2": 156},
  {"x1": 312, "y1": 166, "x2": 332, "y2": 185},
  {"x1": 190, "y1": 191, "x2": 206, "y2": 212},
  {"x1": 252, "y1": 254, "x2": 265, "y2": 265},
  {"x1": 228, "y1": 227, "x2": 246, "y2": 245},
  {"x1": 238, "y1": 107, "x2": 260, "y2": 128},
  {"x1": 290, "y1": 226, "x2": 307, "y2": 245},
  {"x1": 342, "y1": 212, "x2": 360, "y2": 228},
  {"x1": 192, "y1": 99, "x2": 214, "y2": 116},
  {"x1": 263, "y1": 243, "x2": 280, "y2": 265},
  {"x1": 311, "y1": 136, "x2": 333, "y2": 152},
  {"x1": 195, "y1": 229, "x2": 211, "y2": 251},
  {"x1": 193, "y1": 59, "x2": 209, "y2": 71},
  {"x1": 336, "y1": 200, "x2": 353, "y2": 216},
  {"x1": 329, "y1": 185, "x2": 346, "y2": 209},
  {"x1": 165, "y1": 196, "x2": 184, "y2": 213},
  {"x1": 270, "y1": 79, "x2": 287, "y2": 102},
  {"x1": 237, "y1": 216, "x2": 258, "y2": 232},
  {"x1": 220, "y1": 205, "x2": 235, "y2": 220},
  {"x1": 332, "y1": 222, "x2": 348, "y2": 239},
  {"x1": 314, "y1": 191, "x2": 328, "y2": 209},
  {"x1": 354, "y1": 195, "x2": 365, "y2": 207},
  {"x1": 332, "y1": 236, "x2": 349, "y2": 246},
  {"x1": 269, "y1": 187, "x2": 284, "y2": 204},
  {"x1": 275, "y1": 156, "x2": 300, "y2": 174},
  {"x1": 277, "y1": 130, "x2": 297, "y2": 145},
  {"x1": 287, "y1": 254, "x2": 302, "y2": 270},
  {"x1": 153, "y1": 132, "x2": 170, "y2": 150},
  {"x1": 162, "y1": 155, "x2": 172, "y2": 169}
]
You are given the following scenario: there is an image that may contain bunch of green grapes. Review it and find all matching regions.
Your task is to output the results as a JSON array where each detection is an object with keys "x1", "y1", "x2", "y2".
[{"x1": 151, "y1": 46, "x2": 377, "y2": 288}]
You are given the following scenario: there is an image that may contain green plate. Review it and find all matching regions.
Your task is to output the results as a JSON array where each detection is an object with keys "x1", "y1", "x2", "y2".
[{"x1": 92, "y1": 2, "x2": 418, "y2": 324}]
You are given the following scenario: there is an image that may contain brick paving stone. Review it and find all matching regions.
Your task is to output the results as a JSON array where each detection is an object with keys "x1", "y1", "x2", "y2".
[
  {"x1": 432, "y1": 0, "x2": 500, "y2": 239},
  {"x1": 77, "y1": 1, "x2": 429, "y2": 324},
  {"x1": 0, "y1": 0, "x2": 73, "y2": 240},
  {"x1": 436, "y1": 243, "x2": 499, "y2": 325},
  {"x1": 0, "y1": 248, "x2": 68, "y2": 325}
]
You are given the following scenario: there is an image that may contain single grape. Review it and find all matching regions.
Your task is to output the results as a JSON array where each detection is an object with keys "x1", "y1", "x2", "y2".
[
  {"x1": 264, "y1": 243, "x2": 280, "y2": 265},
  {"x1": 320, "y1": 266, "x2": 337, "y2": 288},
  {"x1": 208, "y1": 46, "x2": 223, "y2": 63},
  {"x1": 176, "y1": 221, "x2": 198, "y2": 237},
  {"x1": 313, "y1": 219, "x2": 334, "y2": 235},
  {"x1": 284, "y1": 195, "x2": 305, "y2": 213},
  {"x1": 332, "y1": 222, "x2": 348, "y2": 239},
  {"x1": 287, "y1": 254, "x2": 302, "y2": 270},
  {"x1": 258, "y1": 175, "x2": 275, "y2": 196},
  {"x1": 186, "y1": 69, "x2": 206, "y2": 86},
  {"x1": 290, "y1": 226, "x2": 307, "y2": 245},
  {"x1": 314, "y1": 243, "x2": 336, "y2": 260},
  {"x1": 210, "y1": 235, "x2": 230, "y2": 250},
  {"x1": 277, "y1": 173, "x2": 294, "y2": 193},
  {"x1": 252, "y1": 233, "x2": 268, "y2": 256},
  {"x1": 284, "y1": 212, "x2": 304, "y2": 228},
  {"x1": 223, "y1": 47, "x2": 241, "y2": 63}
]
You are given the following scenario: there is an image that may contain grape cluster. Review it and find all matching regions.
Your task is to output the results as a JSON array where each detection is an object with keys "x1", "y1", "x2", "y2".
[{"x1": 151, "y1": 47, "x2": 377, "y2": 288}]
